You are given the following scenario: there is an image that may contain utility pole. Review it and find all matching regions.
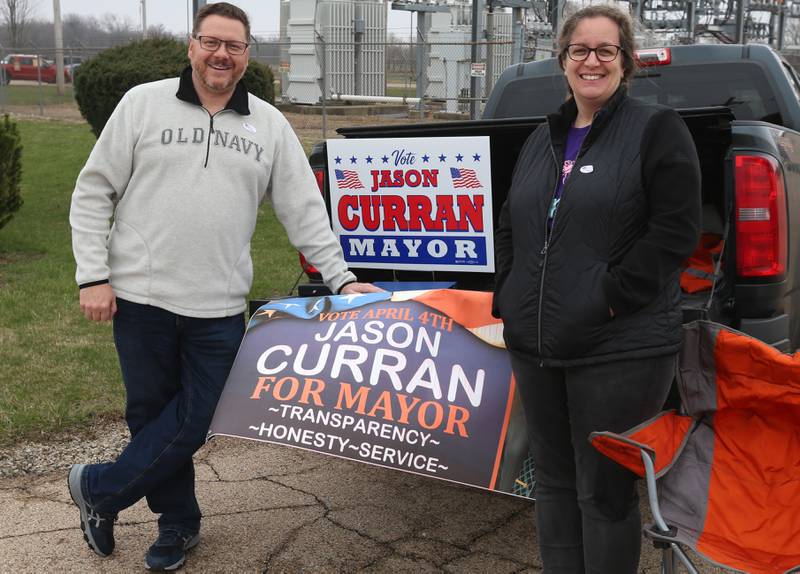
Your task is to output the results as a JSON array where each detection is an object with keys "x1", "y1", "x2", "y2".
[
  {"x1": 353, "y1": 2, "x2": 364, "y2": 95},
  {"x1": 415, "y1": 11, "x2": 429, "y2": 117},
  {"x1": 470, "y1": 0, "x2": 485, "y2": 119},
  {"x1": 485, "y1": 0, "x2": 494, "y2": 101},
  {"x1": 777, "y1": 4, "x2": 786, "y2": 50},
  {"x1": 512, "y1": 6, "x2": 524, "y2": 64},
  {"x1": 551, "y1": 0, "x2": 564, "y2": 40},
  {"x1": 735, "y1": 0, "x2": 747, "y2": 43},
  {"x1": 392, "y1": 2, "x2": 448, "y2": 117},
  {"x1": 141, "y1": 0, "x2": 148, "y2": 39},
  {"x1": 193, "y1": 0, "x2": 207, "y2": 22},
  {"x1": 53, "y1": 0, "x2": 64, "y2": 95}
]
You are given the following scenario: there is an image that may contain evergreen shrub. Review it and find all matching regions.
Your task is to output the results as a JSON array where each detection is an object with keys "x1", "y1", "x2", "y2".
[
  {"x1": 0, "y1": 114, "x2": 23, "y2": 231},
  {"x1": 74, "y1": 38, "x2": 275, "y2": 137}
]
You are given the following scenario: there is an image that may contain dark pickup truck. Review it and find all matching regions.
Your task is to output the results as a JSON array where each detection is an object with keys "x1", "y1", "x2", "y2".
[{"x1": 301, "y1": 43, "x2": 800, "y2": 352}]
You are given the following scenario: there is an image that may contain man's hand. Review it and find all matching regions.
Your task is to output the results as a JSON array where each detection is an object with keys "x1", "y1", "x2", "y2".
[
  {"x1": 79, "y1": 283, "x2": 117, "y2": 322},
  {"x1": 340, "y1": 282, "x2": 384, "y2": 295}
]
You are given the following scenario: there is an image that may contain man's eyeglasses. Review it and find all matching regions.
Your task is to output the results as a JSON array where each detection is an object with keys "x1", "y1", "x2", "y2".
[
  {"x1": 566, "y1": 44, "x2": 622, "y2": 62},
  {"x1": 192, "y1": 35, "x2": 249, "y2": 56}
]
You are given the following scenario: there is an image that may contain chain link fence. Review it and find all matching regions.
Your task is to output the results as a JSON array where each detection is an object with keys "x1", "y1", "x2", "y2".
[
  {"x1": 0, "y1": 46, "x2": 104, "y2": 120},
  {"x1": 0, "y1": 39, "x2": 555, "y2": 135},
  {"x1": 255, "y1": 39, "x2": 554, "y2": 118}
]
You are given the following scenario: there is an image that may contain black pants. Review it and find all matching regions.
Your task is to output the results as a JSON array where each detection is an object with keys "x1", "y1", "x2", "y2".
[{"x1": 511, "y1": 353, "x2": 676, "y2": 574}]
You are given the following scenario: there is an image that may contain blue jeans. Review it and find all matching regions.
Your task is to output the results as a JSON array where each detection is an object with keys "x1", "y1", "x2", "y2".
[
  {"x1": 82, "y1": 298, "x2": 245, "y2": 532},
  {"x1": 510, "y1": 353, "x2": 676, "y2": 574}
]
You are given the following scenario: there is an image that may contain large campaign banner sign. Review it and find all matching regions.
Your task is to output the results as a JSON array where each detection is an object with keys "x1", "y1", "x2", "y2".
[
  {"x1": 208, "y1": 290, "x2": 531, "y2": 497},
  {"x1": 326, "y1": 137, "x2": 494, "y2": 273}
]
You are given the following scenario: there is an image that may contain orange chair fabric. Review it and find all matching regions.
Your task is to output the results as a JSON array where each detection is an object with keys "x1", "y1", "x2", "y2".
[
  {"x1": 688, "y1": 325, "x2": 800, "y2": 573},
  {"x1": 591, "y1": 411, "x2": 693, "y2": 478},
  {"x1": 594, "y1": 321, "x2": 800, "y2": 574},
  {"x1": 681, "y1": 233, "x2": 723, "y2": 293}
]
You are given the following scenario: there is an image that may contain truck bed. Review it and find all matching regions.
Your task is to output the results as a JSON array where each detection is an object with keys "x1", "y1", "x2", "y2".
[{"x1": 315, "y1": 108, "x2": 735, "y2": 309}]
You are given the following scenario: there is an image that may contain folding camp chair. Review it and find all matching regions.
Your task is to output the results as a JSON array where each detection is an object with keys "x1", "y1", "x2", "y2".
[{"x1": 591, "y1": 321, "x2": 800, "y2": 574}]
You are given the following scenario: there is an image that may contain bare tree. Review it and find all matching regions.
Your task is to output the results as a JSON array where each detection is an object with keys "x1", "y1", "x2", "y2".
[
  {"x1": 785, "y1": 17, "x2": 800, "y2": 48},
  {"x1": 18, "y1": 13, "x2": 172, "y2": 51},
  {"x1": 99, "y1": 13, "x2": 135, "y2": 36},
  {"x1": 0, "y1": 0, "x2": 38, "y2": 47}
]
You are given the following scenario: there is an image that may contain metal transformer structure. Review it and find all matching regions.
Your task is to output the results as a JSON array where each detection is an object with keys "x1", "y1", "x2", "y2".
[
  {"x1": 279, "y1": 0, "x2": 800, "y2": 111},
  {"x1": 283, "y1": 0, "x2": 387, "y2": 104},
  {"x1": 427, "y1": 11, "x2": 514, "y2": 112},
  {"x1": 524, "y1": 0, "x2": 800, "y2": 48}
]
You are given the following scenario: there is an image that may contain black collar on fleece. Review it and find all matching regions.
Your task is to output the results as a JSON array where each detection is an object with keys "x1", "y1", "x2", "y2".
[{"x1": 176, "y1": 65, "x2": 250, "y2": 115}]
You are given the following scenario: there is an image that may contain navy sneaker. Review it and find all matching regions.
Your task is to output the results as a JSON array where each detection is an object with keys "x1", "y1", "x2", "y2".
[
  {"x1": 145, "y1": 529, "x2": 201, "y2": 571},
  {"x1": 67, "y1": 464, "x2": 116, "y2": 557}
]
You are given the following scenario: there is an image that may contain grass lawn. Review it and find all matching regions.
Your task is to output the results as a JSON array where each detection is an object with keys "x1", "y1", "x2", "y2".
[
  {"x1": 0, "y1": 118, "x2": 299, "y2": 446},
  {"x1": 386, "y1": 72, "x2": 415, "y2": 85},
  {"x1": 386, "y1": 85, "x2": 417, "y2": 98},
  {"x1": 0, "y1": 83, "x2": 76, "y2": 106}
]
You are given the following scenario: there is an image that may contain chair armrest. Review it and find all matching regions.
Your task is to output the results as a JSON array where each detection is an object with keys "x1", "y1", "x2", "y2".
[{"x1": 589, "y1": 410, "x2": 694, "y2": 478}]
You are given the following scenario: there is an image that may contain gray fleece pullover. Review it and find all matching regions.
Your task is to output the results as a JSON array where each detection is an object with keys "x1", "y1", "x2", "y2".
[{"x1": 70, "y1": 73, "x2": 355, "y2": 318}]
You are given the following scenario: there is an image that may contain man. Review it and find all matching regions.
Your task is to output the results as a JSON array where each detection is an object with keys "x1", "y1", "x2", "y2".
[{"x1": 67, "y1": 3, "x2": 379, "y2": 570}]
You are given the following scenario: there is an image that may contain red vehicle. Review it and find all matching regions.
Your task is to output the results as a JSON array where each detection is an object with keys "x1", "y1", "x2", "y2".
[{"x1": 0, "y1": 54, "x2": 71, "y2": 84}]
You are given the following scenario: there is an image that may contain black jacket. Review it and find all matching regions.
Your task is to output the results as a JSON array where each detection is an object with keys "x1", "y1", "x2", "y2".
[{"x1": 493, "y1": 87, "x2": 701, "y2": 366}]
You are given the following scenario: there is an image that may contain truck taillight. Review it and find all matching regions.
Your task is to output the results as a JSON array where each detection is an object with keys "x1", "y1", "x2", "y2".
[
  {"x1": 314, "y1": 168, "x2": 325, "y2": 194},
  {"x1": 735, "y1": 154, "x2": 787, "y2": 278},
  {"x1": 298, "y1": 168, "x2": 326, "y2": 280},
  {"x1": 635, "y1": 48, "x2": 671, "y2": 67}
]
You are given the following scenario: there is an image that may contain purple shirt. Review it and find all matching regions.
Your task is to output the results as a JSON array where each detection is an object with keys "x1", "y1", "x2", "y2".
[{"x1": 548, "y1": 124, "x2": 590, "y2": 232}]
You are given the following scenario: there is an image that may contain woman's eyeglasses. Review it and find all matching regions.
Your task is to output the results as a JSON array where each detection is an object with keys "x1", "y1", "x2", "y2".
[{"x1": 565, "y1": 44, "x2": 622, "y2": 62}]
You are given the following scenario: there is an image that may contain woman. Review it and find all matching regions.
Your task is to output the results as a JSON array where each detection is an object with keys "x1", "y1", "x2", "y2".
[{"x1": 493, "y1": 5, "x2": 701, "y2": 572}]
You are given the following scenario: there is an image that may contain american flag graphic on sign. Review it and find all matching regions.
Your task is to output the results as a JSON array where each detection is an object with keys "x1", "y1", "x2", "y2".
[
  {"x1": 450, "y1": 167, "x2": 482, "y2": 189},
  {"x1": 335, "y1": 169, "x2": 364, "y2": 189}
]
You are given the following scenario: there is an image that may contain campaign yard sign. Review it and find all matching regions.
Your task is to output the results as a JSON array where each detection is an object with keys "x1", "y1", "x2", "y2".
[
  {"x1": 326, "y1": 137, "x2": 494, "y2": 273},
  {"x1": 208, "y1": 290, "x2": 529, "y2": 497}
]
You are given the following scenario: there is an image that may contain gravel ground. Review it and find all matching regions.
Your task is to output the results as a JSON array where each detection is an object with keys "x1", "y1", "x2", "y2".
[{"x1": 0, "y1": 419, "x2": 129, "y2": 478}]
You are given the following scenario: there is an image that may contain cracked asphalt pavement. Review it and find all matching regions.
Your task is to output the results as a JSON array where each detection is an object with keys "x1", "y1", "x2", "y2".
[{"x1": 0, "y1": 436, "x2": 724, "y2": 572}]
